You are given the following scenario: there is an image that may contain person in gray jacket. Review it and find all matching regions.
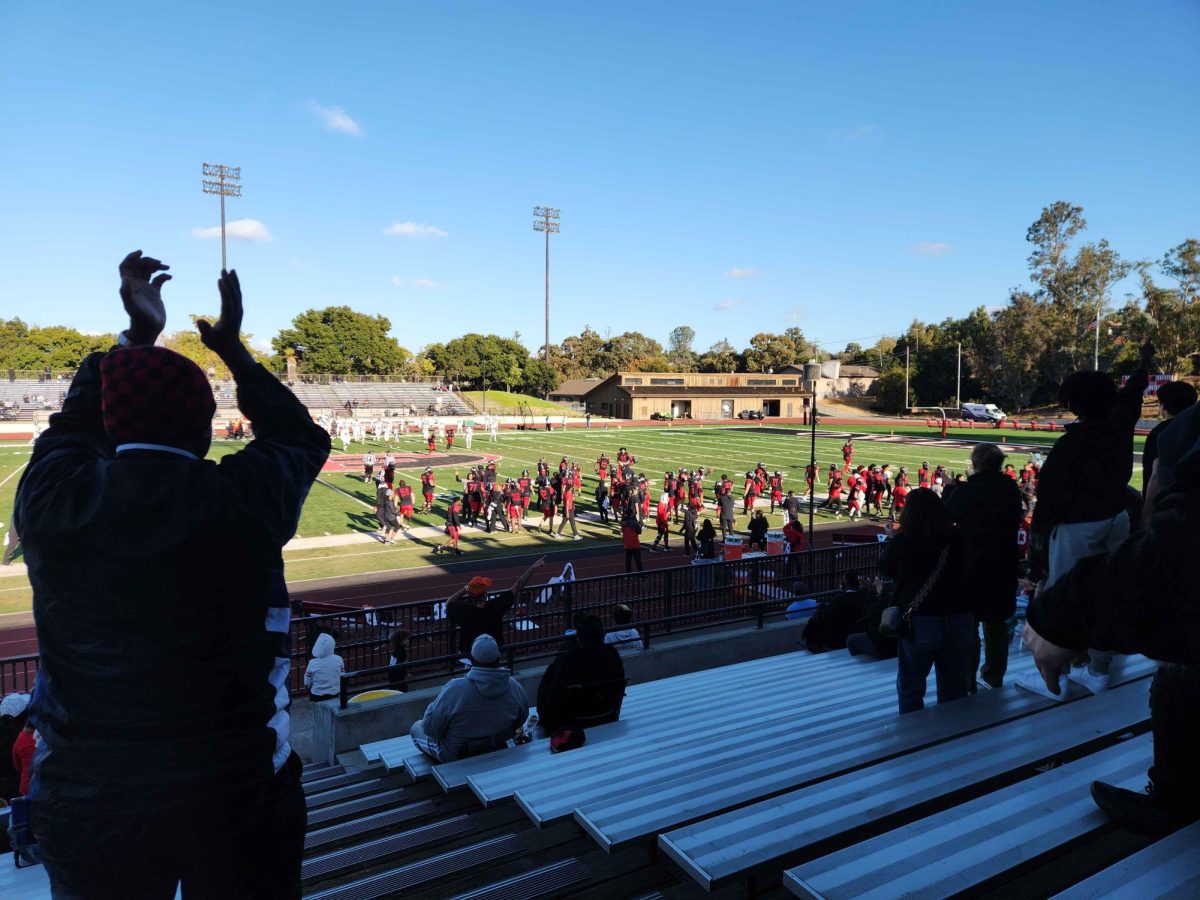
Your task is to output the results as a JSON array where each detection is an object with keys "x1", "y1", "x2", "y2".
[{"x1": 409, "y1": 635, "x2": 529, "y2": 763}]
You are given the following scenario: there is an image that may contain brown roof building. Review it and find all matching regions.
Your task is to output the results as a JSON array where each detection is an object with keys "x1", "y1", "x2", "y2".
[{"x1": 581, "y1": 372, "x2": 811, "y2": 420}]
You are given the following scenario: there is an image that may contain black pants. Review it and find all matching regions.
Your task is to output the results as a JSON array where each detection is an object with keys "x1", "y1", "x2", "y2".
[
  {"x1": 684, "y1": 532, "x2": 697, "y2": 556},
  {"x1": 625, "y1": 548, "x2": 643, "y2": 572},
  {"x1": 36, "y1": 751, "x2": 306, "y2": 900},
  {"x1": 1149, "y1": 664, "x2": 1200, "y2": 812},
  {"x1": 966, "y1": 618, "x2": 1010, "y2": 691}
]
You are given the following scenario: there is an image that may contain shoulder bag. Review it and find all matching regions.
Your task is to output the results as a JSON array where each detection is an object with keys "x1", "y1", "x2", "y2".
[{"x1": 879, "y1": 545, "x2": 950, "y2": 640}]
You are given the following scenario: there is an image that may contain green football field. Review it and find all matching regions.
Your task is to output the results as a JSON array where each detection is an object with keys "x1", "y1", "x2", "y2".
[{"x1": 0, "y1": 422, "x2": 1146, "y2": 611}]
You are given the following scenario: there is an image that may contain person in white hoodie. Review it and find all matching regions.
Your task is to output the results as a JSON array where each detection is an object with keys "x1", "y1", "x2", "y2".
[
  {"x1": 304, "y1": 633, "x2": 345, "y2": 703},
  {"x1": 409, "y1": 635, "x2": 529, "y2": 763}
]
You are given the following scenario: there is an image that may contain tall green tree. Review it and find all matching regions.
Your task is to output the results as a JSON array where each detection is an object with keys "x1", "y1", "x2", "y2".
[
  {"x1": 598, "y1": 331, "x2": 665, "y2": 372},
  {"x1": 558, "y1": 326, "x2": 606, "y2": 378},
  {"x1": 667, "y1": 325, "x2": 698, "y2": 371},
  {"x1": 1161, "y1": 238, "x2": 1200, "y2": 304},
  {"x1": 967, "y1": 292, "x2": 1052, "y2": 412},
  {"x1": 273, "y1": 306, "x2": 407, "y2": 375},
  {"x1": 742, "y1": 332, "x2": 798, "y2": 372},
  {"x1": 698, "y1": 338, "x2": 740, "y2": 373}
]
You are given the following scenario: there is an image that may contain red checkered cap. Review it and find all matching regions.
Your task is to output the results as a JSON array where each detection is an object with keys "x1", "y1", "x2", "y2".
[{"x1": 100, "y1": 347, "x2": 216, "y2": 457}]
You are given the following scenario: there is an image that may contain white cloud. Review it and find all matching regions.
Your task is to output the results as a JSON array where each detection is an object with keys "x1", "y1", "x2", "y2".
[
  {"x1": 785, "y1": 306, "x2": 806, "y2": 323},
  {"x1": 383, "y1": 221, "x2": 448, "y2": 239},
  {"x1": 308, "y1": 101, "x2": 362, "y2": 137},
  {"x1": 912, "y1": 241, "x2": 953, "y2": 257},
  {"x1": 389, "y1": 275, "x2": 404, "y2": 287},
  {"x1": 714, "y1": 299, "x2": 744, "y2": 312},
  {"x1": 725, "y1": 267, "x2": 758, "y2": 279},
  {"x1": 191, "y1": 218, "x2": 273, "y2": 243},
  {"x1": 830, "y1": 123, "x2": 878, "y2": 143},
  {"x1": 413, "y1": 278, "x2": 441, "y2": 290}
]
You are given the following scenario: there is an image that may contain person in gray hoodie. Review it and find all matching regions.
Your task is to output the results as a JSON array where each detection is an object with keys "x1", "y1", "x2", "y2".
[{"x1": 409, "y1": 635, "x2": 529, "y2": 763}]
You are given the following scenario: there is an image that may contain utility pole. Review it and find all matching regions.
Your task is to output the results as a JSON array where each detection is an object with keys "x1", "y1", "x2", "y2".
[
  {"x1": 1094, "y1": 300, "x2": 1103, "y2": 371},
  {"x1": 905, "y1": 345, "x2": 910, "y2": 410},
  {"x1": 202, "y1": 163, "x2": 242, "y2": 270},
  {"x1": 533, "y1": 207, "x2": 560, "y2": 367},
  {"x1": 956, "y1": 341, "x2": 962, "y2": 410}
]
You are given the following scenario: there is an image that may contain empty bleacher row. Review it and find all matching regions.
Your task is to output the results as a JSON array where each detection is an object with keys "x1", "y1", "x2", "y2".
[{"x1": 294, "y1": 647, "x2": 1190, "y2": 899}]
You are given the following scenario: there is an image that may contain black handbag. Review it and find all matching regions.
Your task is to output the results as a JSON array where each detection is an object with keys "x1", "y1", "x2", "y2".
[{"x1": 879, "y1": 546, "x2": 949, "y2": 639}]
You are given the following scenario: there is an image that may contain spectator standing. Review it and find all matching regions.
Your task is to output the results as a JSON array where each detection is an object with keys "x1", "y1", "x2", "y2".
[
  {"x1": 604, "y1": 604, "x2": 645, "y2": 655},
  {"x1": 945, "y1": 443, "x2": 1023, "y2": 692},
  {"x1": 409, "y1": 635, "x2": 529, "y2": 763},
  {"x1": 622, "y1": 506, "x2": 644, "y2": 573},
  {"x1": 1023, "y1": 341, "x2": 1152, "y2": 698},
  {"x1": 447, "y1": 558, "x2": 546, "y2": 658},
  {"x1": 697, "y1": 518, "x2": 718, "y2": 559},
  {"x1": 13, "y1": 254, "x2": 329, "y2": 896},
  {"x1": 1023, "y1": 413, "x2": 1200, "y2": 833},
  {"x1": 538, "y1": 616, "x2": 626, "y2": 732},
  {"x1": 747, "y1": 510, "x2": 769, "y2": 551},
  {"x1": 304, "y1": 633, "x2": 345, "y2": 702},
  {"x1": 879, "y1": 489, "x2": 972, "y2": 713},
  {"x1": 387, "y1": 630, "x2": 410, "y2": 692},
  {"x1": 1142, "y1": 380, "x2": 1197, "y2": 495},
  {"x1": 717, "y1": 490, "x2": 736, "y2": 541},
  {"x1": 682, "y1": 502, "x2": 698, "y2": 557}
]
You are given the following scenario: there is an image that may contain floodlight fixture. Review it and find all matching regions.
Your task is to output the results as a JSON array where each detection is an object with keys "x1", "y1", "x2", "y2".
[{"x1": 200, "y1": 161, "x2": 242, "y2": 269}]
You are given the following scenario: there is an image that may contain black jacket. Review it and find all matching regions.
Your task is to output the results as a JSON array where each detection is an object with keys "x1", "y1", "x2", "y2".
[
  {"x1": 537, "y1": 628, "x2": 626, "y2": 732},
  {"x1": 944, "y1": 471, "x2": 1023, "y2": 621},
  {"x1": 1027, "y1": 432, "x2": 1200, "y2": 665},
  {"x1": 450, "y1": 592, "x2": 516, "y2": 657},
  {"x1": 14, "y1": 352, "x2": 330, "y2": 803},
  {"x1": 878, "y1": 531, "x2": 969, "y2": 618},
  {"x1": 1030, "y1": 367, "x2": 1148, "y2": 573}
]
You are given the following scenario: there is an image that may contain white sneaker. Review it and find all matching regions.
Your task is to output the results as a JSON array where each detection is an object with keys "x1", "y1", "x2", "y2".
[
  {"x1": 975, "y1": 678, "x2": 994, "y2": 691},
  {"x1": 1068, "y1": 668, "x2": 1111, "y2": 694},
  {"x1": 572, "y1": 535, "x2": 582, "y2": 541},
  {"x1": 1015, "y1": 672, "x2": 1069, "y2": 702}
]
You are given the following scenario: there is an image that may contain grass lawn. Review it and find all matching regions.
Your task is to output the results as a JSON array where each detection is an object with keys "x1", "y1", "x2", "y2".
[
  {"x1": 459, "y1": 390, "x2": 585, "y2": 415},
  {"x1": 0, "y1": 420, "x2": 1147, "y2": 613}
]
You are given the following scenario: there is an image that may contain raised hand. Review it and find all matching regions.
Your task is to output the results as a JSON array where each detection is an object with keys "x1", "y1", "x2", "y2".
[
  {"x1": 1139, "y1": 340, "x2": 1155, "y2": 372},
  {"x1": 196, "y1": 269, "x2": 246, "y2": 360},
  {"x1": 118, "y1": 251, "x2": 171, "y2": 345}
]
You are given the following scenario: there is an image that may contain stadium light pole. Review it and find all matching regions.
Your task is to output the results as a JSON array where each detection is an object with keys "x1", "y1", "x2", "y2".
[
  {"x1": 803, "y1": 361, "x2": 822, "y2": 542},
  {"x1": 533, "y1": 207, "x2": 560, "y2": 367},
  {"x1": 202, "y1": 163, "x2": 242, "y2": 270}
]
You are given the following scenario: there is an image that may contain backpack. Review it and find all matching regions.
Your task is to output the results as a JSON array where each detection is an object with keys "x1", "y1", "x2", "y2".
[
  {"x1": 8, "y1": 796, "x2": 41, "y2": 868},
  {"x1": 550, "y1": 727, "x2": 586, "y2": 753}
]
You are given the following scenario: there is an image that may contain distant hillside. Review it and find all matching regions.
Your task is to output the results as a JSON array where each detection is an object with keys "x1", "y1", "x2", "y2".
[{"x1": 460, "y1": 390, "x2": 587, "y2": 416}]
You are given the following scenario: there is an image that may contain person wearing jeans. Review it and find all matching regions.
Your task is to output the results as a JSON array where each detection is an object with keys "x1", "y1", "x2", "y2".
[{"x1": 879, "y1": 489, "x2": 971, "y2": 714}]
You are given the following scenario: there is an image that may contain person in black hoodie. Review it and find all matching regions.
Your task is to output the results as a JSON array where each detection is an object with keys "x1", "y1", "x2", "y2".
[
  {"x1": 537, "y1": 615, "x2": 626, "y2": 733},
  {"x1": 1024, "y1": 414, "x2": 1200, "y2": 834},
  {"x1": 945, "y1": 443, "x2": 1023, "y2": 691},
  {"x1": 13, "y1": 254, "x2": 330, "y2": 897},
  {"x1": 879, "y1": 489, "x2": 971, "y2": 713},
  {"x1": 1024, "y1": 341, "x2": 1152, "y2": 698}
]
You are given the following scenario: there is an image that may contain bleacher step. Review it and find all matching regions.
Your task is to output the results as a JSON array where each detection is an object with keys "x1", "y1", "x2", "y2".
[
  {"x1": 447, "y1": 858, "x2": 590, "y2": 900},
  {"x1": 1050, "y1": 819, "x2": 1200, "y2": 900},
  {"x1": 658, "y1": 679, "x2": 1152, "y2": 889},
  {"x1": 783, "y1": 733, "x2": 1152, "y2": 899},
  {"x1": 302, "y1": 815, "x2": 477, "y2": 883}
]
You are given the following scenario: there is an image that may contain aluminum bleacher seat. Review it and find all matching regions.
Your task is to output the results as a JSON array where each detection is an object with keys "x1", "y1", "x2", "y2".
[
  {"x1": 302, "y1": 763, "x2": 346, "y2": 783},
  {"x1": 1051, "y1": 819, "x2": 1200, "y2": 900},
  {"x1": 450, "y1": 652, "x2": 882, "y2": 801},
  {"x1": 568, "y1": 655, "x2": 1153, "y2": 851},
  {"x1": 307, "y1": 788, "x2": 411, "y2": 828},
  {"x1": 304, "y1": 767, "x2": 383, "y2": 795},
  {"x1": 305, "y1": 800, "x2": 440, "y2": 853},
  {"x1": 783, "y1": 732, "x2": 1153, "y2": 899},
  {"x1": 658, "y1": 679, "x2": 1152, "y2": 890}
]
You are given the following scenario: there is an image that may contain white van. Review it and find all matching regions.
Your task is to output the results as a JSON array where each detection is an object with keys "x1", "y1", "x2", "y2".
[{"x1": 960, "y1": 403, "x2": 1007, "y2": 423}]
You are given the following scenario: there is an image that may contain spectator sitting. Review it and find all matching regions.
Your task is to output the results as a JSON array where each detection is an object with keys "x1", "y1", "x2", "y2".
[
  {"x1": 409, "y1": 635, "x2": 529, "y2": 763},
  {"x1": 0, "y1": 692, "x2": 30, "y2": 801},
  {"x1": 604, "y1": 603, "x2": 644, "y2": 655},
  {"x1": 304, "y1": 633, "x2": 345, "y2": 702},
  {"x1": 538, "y1": 615, "x2": 626, "y2": 733},
  {"x1": 803, "y1": 572, "x2": 873, "y2": 652},
  {"x1": 12, "y1": 719, "x2": 36, "y2": 797}
]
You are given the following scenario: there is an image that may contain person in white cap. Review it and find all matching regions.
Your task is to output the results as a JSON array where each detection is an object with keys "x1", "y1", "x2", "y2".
[{"x1": 409, "y1": 635, "x2": 528, "y2": 763}]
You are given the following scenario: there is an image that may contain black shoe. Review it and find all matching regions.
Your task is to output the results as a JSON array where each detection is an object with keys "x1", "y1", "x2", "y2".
[{"x1": 1090, "y1": 780, "x2": 1189, "y2": 835}]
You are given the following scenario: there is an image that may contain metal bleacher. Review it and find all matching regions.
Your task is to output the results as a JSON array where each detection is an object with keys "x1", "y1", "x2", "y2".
[
  {"x1": 280, "y1": 381, "x2": 473, "y2": 416},
  {"x1": 294, "y1": 648, "x2": 1189, "y2": 899}
]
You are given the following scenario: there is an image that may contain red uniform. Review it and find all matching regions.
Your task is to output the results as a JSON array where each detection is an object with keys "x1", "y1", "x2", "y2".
[{"x1": 398, "y1": 485, "x2": 414, "y2": 515}]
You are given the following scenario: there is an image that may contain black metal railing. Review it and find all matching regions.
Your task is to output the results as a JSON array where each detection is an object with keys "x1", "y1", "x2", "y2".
[{"x1": 0, "y1": 541, "x2": 884, "y2": 700}]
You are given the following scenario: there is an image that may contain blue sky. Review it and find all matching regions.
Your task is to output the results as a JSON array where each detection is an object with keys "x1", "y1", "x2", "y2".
[{"x1": 2, "y1": 1, "x2": 1197, "y2": 358}]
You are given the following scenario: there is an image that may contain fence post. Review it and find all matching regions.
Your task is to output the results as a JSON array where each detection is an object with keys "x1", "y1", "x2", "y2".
[
  {"x1": 663, "y1": 568, "x2": 673, "y2": 633},
  {"x1": 562, "y1": 580, "x2": 573, "y2": 631}
]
